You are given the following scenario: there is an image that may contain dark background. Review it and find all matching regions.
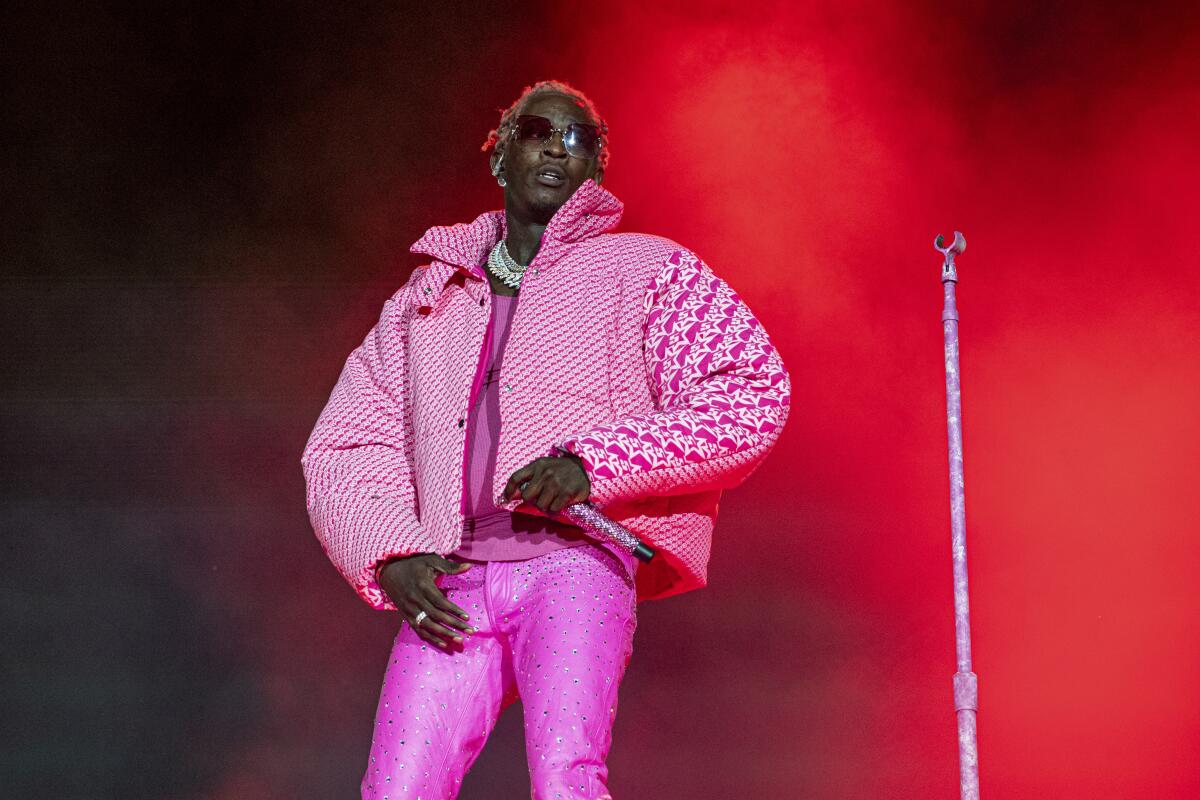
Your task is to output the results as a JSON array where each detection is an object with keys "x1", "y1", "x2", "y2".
[{"x1": 4, "y1": 2, "x2": 1199, "y2": 798}]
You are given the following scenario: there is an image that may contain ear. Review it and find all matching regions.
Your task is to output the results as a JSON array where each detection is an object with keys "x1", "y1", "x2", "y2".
[{"x1": 490, "y1": 148, "x2": 505, "y2": 178}]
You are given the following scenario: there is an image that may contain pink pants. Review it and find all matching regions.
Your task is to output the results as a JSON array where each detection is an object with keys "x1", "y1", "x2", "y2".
[{"x1": 361, "y1": 543, "x2": 639, "y2": 799}]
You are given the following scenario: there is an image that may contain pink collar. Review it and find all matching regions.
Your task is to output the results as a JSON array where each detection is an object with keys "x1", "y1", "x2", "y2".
[{"x1": 409, "y1": 179, "x2": 624, "y2": 272}]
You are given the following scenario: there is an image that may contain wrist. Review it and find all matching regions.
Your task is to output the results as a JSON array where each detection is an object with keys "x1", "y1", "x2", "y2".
[{"x1": 376, "y1": 553, "x2": 423, "y2": 584}]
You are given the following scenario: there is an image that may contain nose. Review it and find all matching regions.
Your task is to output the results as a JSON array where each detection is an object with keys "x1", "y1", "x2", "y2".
[{"x1": 541, "y1": 130, "x2": 568, "y2": 157}]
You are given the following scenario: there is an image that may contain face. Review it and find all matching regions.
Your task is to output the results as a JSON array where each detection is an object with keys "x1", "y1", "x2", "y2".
[{"x1": 491, "y1": 92, "x2": 604, "y2": 223}]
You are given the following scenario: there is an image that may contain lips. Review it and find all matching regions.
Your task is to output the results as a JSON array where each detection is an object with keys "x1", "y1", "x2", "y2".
[{"x1": 534, "y1": 164, "x2": 566, "y2": 187}]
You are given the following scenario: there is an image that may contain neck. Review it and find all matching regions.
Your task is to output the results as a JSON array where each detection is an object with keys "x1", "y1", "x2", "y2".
[
  {"x1": 503, "y1": 196, "x2": 554, "y2": 266},
  {"x1": 504, "y1": 219, "x2": 544, "y2": 265}
]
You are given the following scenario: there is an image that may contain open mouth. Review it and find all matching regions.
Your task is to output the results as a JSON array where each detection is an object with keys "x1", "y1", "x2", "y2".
[{"x1": 535, "y1": 167, "x2": 566, "y2": 187}]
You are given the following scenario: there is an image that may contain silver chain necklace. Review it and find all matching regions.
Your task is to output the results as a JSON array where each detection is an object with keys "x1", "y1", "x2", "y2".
[{"x1": 486, "y1": 240, "x2": 527, "y2": 290}]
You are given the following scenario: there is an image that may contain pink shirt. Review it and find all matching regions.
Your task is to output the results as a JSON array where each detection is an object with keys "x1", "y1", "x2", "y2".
[{"x1": 452, "y1": 292, "x2": 589, "y2": 561}]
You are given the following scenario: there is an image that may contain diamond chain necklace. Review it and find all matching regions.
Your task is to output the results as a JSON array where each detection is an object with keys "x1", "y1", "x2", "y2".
[{"x1": 486, "y1": 240, "x2": 527, "y2": 290}]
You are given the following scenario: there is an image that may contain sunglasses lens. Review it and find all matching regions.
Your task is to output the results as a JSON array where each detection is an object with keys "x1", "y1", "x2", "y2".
[
  {"x1": 515, "y1": 116, "x2": 553, "y2": 141},
  {"x1": 564, "y1": 124, "x2": 600, "y2": 158}
]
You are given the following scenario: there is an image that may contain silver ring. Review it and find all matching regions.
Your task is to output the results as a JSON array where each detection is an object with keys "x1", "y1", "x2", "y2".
[{"x1": 414, "y1": 610, "x2": 428, "y2": 628}]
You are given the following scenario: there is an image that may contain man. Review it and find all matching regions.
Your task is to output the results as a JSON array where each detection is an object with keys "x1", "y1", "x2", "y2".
[{"x1": 301, "y1": 80, "x2": 790, "y2": 799}]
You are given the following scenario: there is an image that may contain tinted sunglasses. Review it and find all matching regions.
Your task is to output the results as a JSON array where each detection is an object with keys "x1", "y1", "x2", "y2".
[{"x1": 510, "y1": 115, "x2": 602, "y2": 159}]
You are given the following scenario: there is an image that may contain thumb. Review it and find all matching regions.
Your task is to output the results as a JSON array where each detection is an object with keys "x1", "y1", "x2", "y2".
[{"x1": 430, "y1": 555, "x2": 472, "y2": 574}]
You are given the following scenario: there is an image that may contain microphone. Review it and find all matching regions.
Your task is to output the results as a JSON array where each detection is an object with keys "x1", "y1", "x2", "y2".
[
  {"x1": 562, "y1": 502, "x2": 656, "y2": 563},
  {"x1": 516, "y1": 478, "x2": 656, "y2": 563}
]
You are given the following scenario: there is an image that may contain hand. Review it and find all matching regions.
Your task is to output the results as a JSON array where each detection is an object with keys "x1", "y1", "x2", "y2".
[
  {"x1": 378, "y1": 554, "x2": 476, "y2": 649},
  {"x1": 503, "y1": 454, "x2": 590, "y2": 514}
]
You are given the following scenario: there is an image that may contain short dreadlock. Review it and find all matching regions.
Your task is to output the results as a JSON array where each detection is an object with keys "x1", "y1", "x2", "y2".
[{"x1": 482, "y1": 80, "x2": 610, "y2": 171}]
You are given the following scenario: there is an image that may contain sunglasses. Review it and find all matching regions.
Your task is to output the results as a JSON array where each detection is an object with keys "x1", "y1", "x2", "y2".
[{"x1": 509, "y1": 115, "x2": 602, "y2": 159}]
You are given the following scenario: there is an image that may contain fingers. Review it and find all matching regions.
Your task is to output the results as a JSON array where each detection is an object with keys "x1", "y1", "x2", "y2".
[
  {"x1": 405, "y1": 594, "x2": 474, "y2": 649},
  {"x1": 410, "y1": 569, "x2": 476, "y2": 648},
  {"x1": 428, "y1": 554, "x2": 472, "y2": 576},
  {"x1": 519, "y1": 459, "x2": 559, "y2": 512},
  {"x1": 506, "y1": 457, "x2": 590, "y2": 512},
  {"x1": 531, "y1": 462, "x2": 589, "y2": 513},
  {"x1": 548, "y1": 488, "x2": 585, "y2": 514},
  {"x1": 415, "y1": 606, "x2": 468, "y2": 644},
  {"x1": 407, "y1": 609, "x2": 455, "y2": 649},
  {"x1": 504, "y1": 464, "x2": 536, "y2": 500},
  {"x1": 520, "y1": 468, "x2": 548, "y2": 508},
  {"x1": 419, "y1": 577, "x2": 473, "y2": 628},
  {"x1": 383, "y1": 556, "x2": 479, "y2": 650}
]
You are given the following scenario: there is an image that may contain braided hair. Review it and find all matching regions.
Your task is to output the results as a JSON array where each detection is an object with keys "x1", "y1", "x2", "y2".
[{"x1": 482, "y1": 80, "x2": 610, "y2": 171}]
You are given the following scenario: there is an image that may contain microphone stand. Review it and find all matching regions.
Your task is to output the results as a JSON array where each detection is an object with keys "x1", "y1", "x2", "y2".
[{"x1": 936, "y1": 231, "x2": 980, "y2": 800}]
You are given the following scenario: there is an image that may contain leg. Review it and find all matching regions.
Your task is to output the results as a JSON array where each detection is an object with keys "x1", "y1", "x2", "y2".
[
  {"x1": 496, "y1": 545, "x2": 639, "y2": 799},
  {"x1": 362, "y1": 565, "x2": 516, "y2": 799}
]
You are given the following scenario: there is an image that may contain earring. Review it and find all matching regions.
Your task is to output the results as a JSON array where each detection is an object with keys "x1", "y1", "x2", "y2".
[{"x1": 493, "y1": 152, "x2": 506, "y2": 187}]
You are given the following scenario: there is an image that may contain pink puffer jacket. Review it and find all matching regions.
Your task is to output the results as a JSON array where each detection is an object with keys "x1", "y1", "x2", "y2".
[{"x1": 301, "y1": 180, "x2": 790, "y2": 608}]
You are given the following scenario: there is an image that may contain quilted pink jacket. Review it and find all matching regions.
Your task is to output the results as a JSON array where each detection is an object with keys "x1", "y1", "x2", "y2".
[{"x1": 301, "y1": 180, "x2": 790, "y2": 609}]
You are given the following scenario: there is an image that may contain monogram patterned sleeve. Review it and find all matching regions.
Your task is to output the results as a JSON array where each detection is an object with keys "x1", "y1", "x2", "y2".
[
  {"x1": 557, "y1": 250, "x2": 791, "y2": 509},
  {"x1": 300, "y1": 283, "x2": 423, "y2": 611}
]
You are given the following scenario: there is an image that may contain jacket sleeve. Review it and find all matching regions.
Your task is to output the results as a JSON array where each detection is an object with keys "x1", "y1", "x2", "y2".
[
  {"x1": 556, "y1": 250, "x2": 791, "y2": 508},
  {"x1": 300, "y1": 284, "x2": 422, "y2": 611}
]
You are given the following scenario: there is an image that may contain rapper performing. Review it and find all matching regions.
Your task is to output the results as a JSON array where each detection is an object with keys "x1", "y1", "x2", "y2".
[{"x1": 301, "y1": 80, "x2": 791, "y2": 797}]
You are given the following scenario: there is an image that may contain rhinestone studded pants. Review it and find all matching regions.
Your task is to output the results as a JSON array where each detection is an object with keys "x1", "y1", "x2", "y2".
[{"x1": 361, "y1": 543, "x2": 639, "y2": 799}]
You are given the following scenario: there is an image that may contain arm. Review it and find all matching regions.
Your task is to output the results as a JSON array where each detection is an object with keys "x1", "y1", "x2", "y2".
[
  {"x1": 556, "y1": 250, "x2": 791, "y2": 507},
  {"x1": 300, "y1": 285, "x2": 423, "y2": 610}
]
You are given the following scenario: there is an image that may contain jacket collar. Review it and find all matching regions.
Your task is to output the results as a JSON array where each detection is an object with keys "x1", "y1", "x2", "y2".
[{"x1": 407, "y1": 180, "x2": 623, "y2": 302}]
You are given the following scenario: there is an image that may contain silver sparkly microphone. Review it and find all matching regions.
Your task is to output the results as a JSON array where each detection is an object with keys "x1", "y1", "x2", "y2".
[
  {"x1": 518, "y1": 480, "x2": 656, "y2": 562},
  {"x1": 562, "y1": 502, "x2": 656, "y2": 563}
]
